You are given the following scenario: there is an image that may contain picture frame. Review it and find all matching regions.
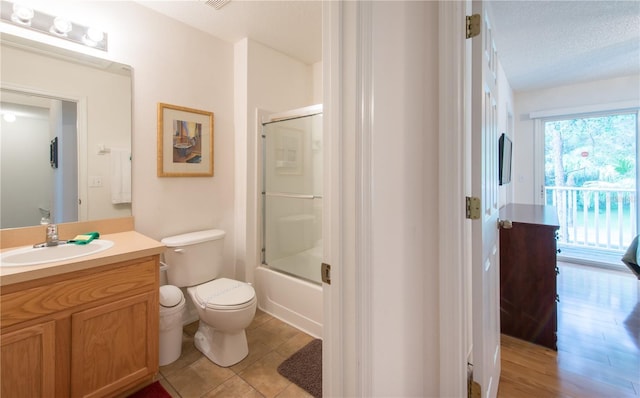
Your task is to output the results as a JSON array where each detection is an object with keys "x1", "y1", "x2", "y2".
[{"x1": 157, "y1": 103, "x2": 214, "y2": 177}]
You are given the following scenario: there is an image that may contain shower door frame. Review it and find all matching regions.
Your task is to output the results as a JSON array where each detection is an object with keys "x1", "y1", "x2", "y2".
[{"x1": 260, "y1": 104, "x2": 323, "y2": 283}]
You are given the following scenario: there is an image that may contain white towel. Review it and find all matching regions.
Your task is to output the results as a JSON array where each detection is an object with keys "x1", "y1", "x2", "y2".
[{"x1": 110, "y1": 148, "x2": 132, "y2": 204}]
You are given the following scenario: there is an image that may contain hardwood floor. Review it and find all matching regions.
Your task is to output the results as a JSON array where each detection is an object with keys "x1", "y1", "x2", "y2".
[{"x1": 498, "y1": 262, "x2": 640, "y2": 397}]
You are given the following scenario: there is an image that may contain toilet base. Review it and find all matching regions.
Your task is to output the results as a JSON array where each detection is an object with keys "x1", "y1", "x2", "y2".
[{"x1": 193, "y1": 321, "x2": 249, "y2": 367}]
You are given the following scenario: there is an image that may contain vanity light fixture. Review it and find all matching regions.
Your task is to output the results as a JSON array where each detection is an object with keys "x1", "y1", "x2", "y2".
[{"x1": 0, "y1": 0, "x2": 108, "y2": 51}]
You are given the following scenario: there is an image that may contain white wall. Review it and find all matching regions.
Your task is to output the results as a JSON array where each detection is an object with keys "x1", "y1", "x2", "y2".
[
  {"x1": 369, "y1": 2, "x2": 438, "y2": 394},
  {"x1": 335, "y1": 2, "x2": 514, "y2": 394},
  {"x1": 312, "y1": 61, "x2": 323, "y2": 105},
  {"x1": 0, "y1": 113, "x2": 50, "y2": 228},
  {"x1": 496, "y1": 60, "x2": 515, "y2": 207},
  {"x1": 325, "y1": 2, "x2": 442, "y2": 394},
  {"x1": 112, "y1": 3, "x2": 235, "y2": 262},
  {"x1": 513, "y1": 75, "x2": 640, "y2": 204}
]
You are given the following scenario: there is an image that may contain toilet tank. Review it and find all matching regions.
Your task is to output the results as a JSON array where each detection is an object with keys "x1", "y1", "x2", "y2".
[{"x1": 161, "y1": 229, "x2": 226, "y2": 287}]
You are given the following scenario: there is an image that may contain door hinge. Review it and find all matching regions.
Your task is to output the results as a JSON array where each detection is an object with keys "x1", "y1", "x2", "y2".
[
  {"x1": 466, "y1": 14, "x2": 481, "y2": 39},
  {"x1": 467, "y1": 363, "x2": 482, "y2": 398},
  {"x1": 321, "y1": 262, "x2": 331, "y2": 284},
  {"x1": 466, "y1": 196, "x2": 481, "y2": 220}
]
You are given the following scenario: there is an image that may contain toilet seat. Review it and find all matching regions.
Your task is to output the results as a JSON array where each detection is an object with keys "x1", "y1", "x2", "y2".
[{"x1": 190, "y1": 278, "x2": 256, "y2": 311}]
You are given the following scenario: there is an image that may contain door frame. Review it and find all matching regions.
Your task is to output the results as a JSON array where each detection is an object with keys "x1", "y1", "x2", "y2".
[
  {"x1": 322, "y1": 1, "x2": 379, "y2": 395},
  {"x1": 321, "y1": 1, "x2": 345, "y2": 396},
  {"x1": 323, "y1": 1, "x2": 471, "y2": 396},
  {"x1": 438, "y1": 1, "x2": 471, "y2": 396}
]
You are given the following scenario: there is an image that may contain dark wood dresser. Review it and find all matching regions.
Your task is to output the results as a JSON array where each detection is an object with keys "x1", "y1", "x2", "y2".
[{"x1": 499, "y1": 203, "x2": 560, "y2": 350}]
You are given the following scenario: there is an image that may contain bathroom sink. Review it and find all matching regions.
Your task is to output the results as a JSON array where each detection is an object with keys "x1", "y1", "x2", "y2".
[{"x1": 0, "y1": 240, "x2": 114, "y2": 267}]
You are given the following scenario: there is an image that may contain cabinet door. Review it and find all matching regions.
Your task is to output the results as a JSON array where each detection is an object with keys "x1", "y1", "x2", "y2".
[
  {"x1": 1, "y1": 321, "x2": 55, "y2": 397},
  {"x1": 70, "y1": 292, "x2": 158, "y2": 398},
  {"x1": 500, "y1": 222, "x2": 558, "y2": 349}
]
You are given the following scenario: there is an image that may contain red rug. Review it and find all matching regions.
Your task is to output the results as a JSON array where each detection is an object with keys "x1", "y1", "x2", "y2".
[{"x1": 127, "y1": 381, "x2": 171, "y2": 398}]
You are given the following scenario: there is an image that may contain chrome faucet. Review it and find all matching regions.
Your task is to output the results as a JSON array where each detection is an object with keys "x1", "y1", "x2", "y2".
[
  {"x1": 46, "y1": 224, "x2": 58, "y2": 245},
  {"x1": 33, "y1": 224, "x2": 66, "y2": 248}
]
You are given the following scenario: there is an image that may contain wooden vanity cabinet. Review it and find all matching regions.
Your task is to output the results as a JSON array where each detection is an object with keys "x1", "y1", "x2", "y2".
[
  {"x1": 0, "y1": 256, "x2": 159, "y2": 398},
  {"x1": 1, "y1": 320, "x2": 56, "y2": 396},
  {"x1": 499, "y1": 204, "x2": 560, "y2": 350}
]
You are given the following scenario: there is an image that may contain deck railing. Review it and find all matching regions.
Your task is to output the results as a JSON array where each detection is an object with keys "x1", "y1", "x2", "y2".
[{"x1": 545, "y1": 186, "x2": 637, "y2": 252}]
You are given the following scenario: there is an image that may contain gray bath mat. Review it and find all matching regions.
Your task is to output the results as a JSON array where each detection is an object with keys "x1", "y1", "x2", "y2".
[{"x1": 277, "y1": 339, "x2": 322, "y2": 398}]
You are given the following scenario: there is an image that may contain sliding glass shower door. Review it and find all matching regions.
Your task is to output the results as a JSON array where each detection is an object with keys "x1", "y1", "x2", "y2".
[{"x1": 262, "y1": 108, "x2": 322, "y2": 284}]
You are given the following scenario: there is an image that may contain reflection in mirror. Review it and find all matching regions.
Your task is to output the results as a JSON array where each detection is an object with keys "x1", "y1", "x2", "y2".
[
  {"x1": 0, "y1": 34, "x2": 132, "y2": 229},
  {"x1": 1, "y1": 90, "x2": 78, "y2": 228}
]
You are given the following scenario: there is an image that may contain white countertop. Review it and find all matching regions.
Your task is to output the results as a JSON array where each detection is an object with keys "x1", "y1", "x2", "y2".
[{"x1": 0, "y1": 231, "x2": 165, "y2": 286}]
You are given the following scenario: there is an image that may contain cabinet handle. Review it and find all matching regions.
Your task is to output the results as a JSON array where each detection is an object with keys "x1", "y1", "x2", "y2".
[
  {"x1": 555, "y1": 266, "x2": 560, "y2": 275},
  {"x1": 557, "y1": 248, "x2": 562, "y2": 254},
  {"x1": 498, "y1": 219, "x2": 513, "y2": 229},
  {"x1": 556, "y1": 294, "x2": 560, "y2": 303}
]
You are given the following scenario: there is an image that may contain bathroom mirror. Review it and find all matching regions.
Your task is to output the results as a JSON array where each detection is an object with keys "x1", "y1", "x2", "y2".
[{"x1": 0, "y1": 33, "x2": 132, "y2": 229}]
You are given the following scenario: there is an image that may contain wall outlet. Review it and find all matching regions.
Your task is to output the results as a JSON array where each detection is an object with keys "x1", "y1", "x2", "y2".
[{"x1": 89, "y1": 176, "x2": 103, "y2": 187}]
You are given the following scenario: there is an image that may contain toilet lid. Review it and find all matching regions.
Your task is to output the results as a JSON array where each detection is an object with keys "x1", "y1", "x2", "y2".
[
  {"x1": 192, "y1": 278, "x2": 255, "y2": 309},
  {"x1": 159, "y1": 285, "x2": 184, "y2": 307}
]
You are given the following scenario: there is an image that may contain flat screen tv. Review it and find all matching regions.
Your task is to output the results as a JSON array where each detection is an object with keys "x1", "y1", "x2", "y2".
[{"x1": 499, "y1": 133, "x2": 512, "y2": 186}]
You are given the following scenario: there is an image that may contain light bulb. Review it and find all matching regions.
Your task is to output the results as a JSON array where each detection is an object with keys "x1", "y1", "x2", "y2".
[
  {"x1": 51, "y1": 16, "x2": 72, "y2": 36},
  {"x1": 11, "y1": 3, "x2": 34, "y2": 25},
  {"x1": 83, "y1": 27, "x2": 104, "y2": 47},
  {"x1": 86, "y1": 27, "x2": 104, "y2": 42}
]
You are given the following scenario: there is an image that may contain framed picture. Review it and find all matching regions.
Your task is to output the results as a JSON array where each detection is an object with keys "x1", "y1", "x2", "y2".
[{"x1": 157, "y1": 103, "x2": 214, "y2": 177}]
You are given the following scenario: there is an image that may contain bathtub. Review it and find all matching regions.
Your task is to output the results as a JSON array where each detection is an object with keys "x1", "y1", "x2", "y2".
[{"x1": 255, "y1": 265, "x2": 323, "y2": 338}]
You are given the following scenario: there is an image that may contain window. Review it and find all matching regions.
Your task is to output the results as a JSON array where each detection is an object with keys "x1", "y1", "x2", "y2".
[{"x1": 544, "y1": 112, "x2": 637, "y2": 257}]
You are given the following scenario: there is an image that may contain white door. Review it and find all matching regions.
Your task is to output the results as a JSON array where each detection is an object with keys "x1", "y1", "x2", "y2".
[{"x1": 470, "y1": 1, "x2": 501, "y2": 397}]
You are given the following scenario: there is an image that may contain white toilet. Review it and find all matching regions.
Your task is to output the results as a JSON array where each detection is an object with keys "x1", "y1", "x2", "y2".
[{"x1": 161, "y1": 229, "x2": 257, "y2": 367}]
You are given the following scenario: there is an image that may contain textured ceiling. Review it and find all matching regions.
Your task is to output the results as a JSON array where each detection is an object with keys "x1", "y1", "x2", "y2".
[
  {"x1": 136, "y1": 0, "x2": 639, "y2": 92},
  {"x1": 487, "y1": 1, "x2": 640, "y2": 91}
]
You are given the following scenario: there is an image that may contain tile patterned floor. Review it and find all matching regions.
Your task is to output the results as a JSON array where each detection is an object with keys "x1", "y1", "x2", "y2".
[{"x1": 157, "y1": 310, "x2": 316, "y2": 398}]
